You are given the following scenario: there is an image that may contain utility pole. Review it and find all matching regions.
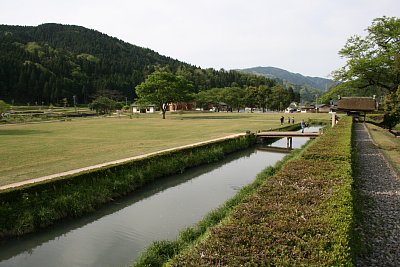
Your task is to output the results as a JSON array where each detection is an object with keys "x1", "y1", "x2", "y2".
[{"x1": 73, "y1": 95, "x2": 77, "y2": 113}]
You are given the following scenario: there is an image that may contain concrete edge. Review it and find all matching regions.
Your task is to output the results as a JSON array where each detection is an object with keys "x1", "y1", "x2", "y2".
[{"x1": 0, "y1": 133, "x2": 247, "y2": 191}]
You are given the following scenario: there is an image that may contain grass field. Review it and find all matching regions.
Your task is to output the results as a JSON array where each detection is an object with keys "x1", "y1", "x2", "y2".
[{"x1": 0, "y1": 112, "x2": 330, "y2": 186}]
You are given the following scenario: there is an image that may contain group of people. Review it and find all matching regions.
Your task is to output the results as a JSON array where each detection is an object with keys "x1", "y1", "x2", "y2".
[
  {"x1": 280, "y1": 116, "x2": 295, "y2": 125},
  {"x1": 280, "y1": 116, "x2": 306, "y2": 133}
]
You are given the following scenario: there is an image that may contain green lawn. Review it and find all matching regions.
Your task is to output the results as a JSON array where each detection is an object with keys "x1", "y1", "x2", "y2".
[{"x1": 0, "y1": 112, "x2": 330, "y2": 186}]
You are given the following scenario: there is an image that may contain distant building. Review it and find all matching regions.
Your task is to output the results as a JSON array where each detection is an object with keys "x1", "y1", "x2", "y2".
[
  {"x1": 299, "y1": 106, "x2": 315, "y2": 113},
  {"x1": 167, "y1": 102, "x2": 194, "y2": 111},
  {"x1": 298, "y1": 103, "x2": 332, "y2": 113},
  {"x1": 285, "y1": 102, "x2": 299, "y2": 113},
  {"x1": 316, "y1": 104, "x2": 331, "y2": 113},
  {"x1": 337, "y1": 97, "x2": 376, "y2": 122},
  {"x1": 215, "y1": 102, "x2": 228, "y2": 112},
  {"x1": 131, "y1": 103, "x2": 156, "y2": 113},
  {"x1": 206, "y1": 102, "x2": 228, "y2": 112}
]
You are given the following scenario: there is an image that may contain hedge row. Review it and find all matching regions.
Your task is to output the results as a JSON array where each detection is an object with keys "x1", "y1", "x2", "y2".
[
  {"x1": 302, "y1": 120, "x2": 352, "y2": 162},
  {"x1": 167, "y1": 117, "x2": 353, "y2": 266},
  {"x1": 0, "y1": 134, "x2": 256, "y2": 239}
]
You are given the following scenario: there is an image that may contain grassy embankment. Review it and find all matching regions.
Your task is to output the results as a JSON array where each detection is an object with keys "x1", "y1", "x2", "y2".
[
  {"x1": 0, "y1": 112, "x2": 330, "y2": 186},
  {"x1": 365, "y1": 113, "x2": 399, "y2": 171},
  {"x1": 134, "y1": 116, "x2": 354, "y2": 266},
  {"x1": 366, "y1": 123, "x2": 400, "y2": 173}
]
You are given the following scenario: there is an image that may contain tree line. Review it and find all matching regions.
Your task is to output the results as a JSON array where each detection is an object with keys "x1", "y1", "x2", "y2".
[
  {"x1": 135, "y1": 69, "x2": 300, "y2": 119},
  {"x1": 0, "y1": 23, "x2": 277, "y2": 106},
  {"x1": 194, "y1": 85, "x2": 299, "y2": 112}
]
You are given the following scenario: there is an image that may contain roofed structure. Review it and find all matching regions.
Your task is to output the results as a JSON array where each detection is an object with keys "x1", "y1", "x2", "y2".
[
  {"x1": 337, "y1": 97, "x2": 376, "y2": 112},
  {"x1": 337, "y1": 97, "x2": 377, "y2": 122},
  {"x1": 131, "y1": 103, "x2": 156, "y2": 113}
]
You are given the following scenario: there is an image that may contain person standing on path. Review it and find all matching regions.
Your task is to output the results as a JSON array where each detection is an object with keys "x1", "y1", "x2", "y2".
[{"x1": 300, "y1": 119, "x2": 305, "y2": 133}]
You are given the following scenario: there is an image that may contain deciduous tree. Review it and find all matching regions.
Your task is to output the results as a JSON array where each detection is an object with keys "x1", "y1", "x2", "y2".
[
  {"x1": 135, "y1": 69, "x2": 192, "y2": 119},
  {"x1": 333, "y1": 16, "x2": 400, "y2": 127},
  {"x1": 267, "y1": 85, "x2": 291, "y2": 111},
  {"x1": 88, "y1": 96, "x2": 116, "y2": 114},
  {"x1": 222, "y1": 87, "x2": 245, "y2": 112}
]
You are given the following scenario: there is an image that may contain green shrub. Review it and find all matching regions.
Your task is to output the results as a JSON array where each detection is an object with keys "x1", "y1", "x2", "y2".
[{"x1": 302, "y1": 118, "x2": 352, "y2": 161}]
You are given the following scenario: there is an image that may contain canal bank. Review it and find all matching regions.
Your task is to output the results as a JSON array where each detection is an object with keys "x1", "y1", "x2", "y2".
[
  {"x1": 0, "y1": 132, "x2": 257, "y2": 239},
  {"x1": 0, "y1": 128, "x2": 318, "y2": 267},
  {"x1": 0, "y1": 133, "x2": 247, "y2": 191}
]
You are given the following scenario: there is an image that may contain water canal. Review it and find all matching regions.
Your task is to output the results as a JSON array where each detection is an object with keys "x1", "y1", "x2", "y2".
[{"x1": 0, "y1": 127, "x2": 319, "y2": 267}]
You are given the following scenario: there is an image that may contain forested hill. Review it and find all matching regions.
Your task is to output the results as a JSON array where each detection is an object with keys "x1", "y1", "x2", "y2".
[
  {"x1": 239, "y1": 66, "x2": 333, "y2": 91},
  {"x1": 0, "y1": 23, "x2": 274, "y2": 105}
]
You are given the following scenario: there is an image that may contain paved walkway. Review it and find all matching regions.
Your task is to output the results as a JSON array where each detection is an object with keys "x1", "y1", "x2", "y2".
[
  {"x1": 0, "y1": 133, "x2": 245, "y2": 191},
  {"x1": 353, "y1": 123, "x2": 400, "y2": 266}
]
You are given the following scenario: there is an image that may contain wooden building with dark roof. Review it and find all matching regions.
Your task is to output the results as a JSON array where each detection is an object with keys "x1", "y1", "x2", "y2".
[{"x1": 337, "y1": 97, "x2": 377, "y2": 122}]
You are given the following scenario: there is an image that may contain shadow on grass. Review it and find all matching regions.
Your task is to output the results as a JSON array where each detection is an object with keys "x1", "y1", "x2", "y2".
[{"x1": 0, "y1": 129, "x2": 50, "y2": 135}]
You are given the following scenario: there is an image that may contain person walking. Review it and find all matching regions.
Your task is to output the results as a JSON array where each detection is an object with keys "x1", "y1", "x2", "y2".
[
  {"x1": 300, "y1": 119, "x2": 305, "y2": 133},
  {"x1": 280, "y1": 116, "x2": 284, "y2": 125}
]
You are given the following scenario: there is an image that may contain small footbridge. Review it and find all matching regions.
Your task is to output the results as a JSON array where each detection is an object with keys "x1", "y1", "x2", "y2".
[{"x1": 256, "y1": 131, "x2": 322, "y2": 148}]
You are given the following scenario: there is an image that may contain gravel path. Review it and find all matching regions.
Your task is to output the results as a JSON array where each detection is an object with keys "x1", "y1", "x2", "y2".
[{"x1": 353, "y1": 123, "x2": 400, "y2": 266}]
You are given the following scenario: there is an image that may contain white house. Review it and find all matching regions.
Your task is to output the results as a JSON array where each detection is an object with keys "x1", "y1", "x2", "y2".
[
  {"x1": 285, "y1": 102, "x2": 299, "y2": 113},
  {"x1": 131, "y1": 104, "x2": 156, "y2": 113}
]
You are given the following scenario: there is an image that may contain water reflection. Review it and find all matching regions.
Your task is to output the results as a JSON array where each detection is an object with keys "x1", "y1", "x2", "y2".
[{"x1": 257, "y1": 146, "x2": 292, "y2": 153}]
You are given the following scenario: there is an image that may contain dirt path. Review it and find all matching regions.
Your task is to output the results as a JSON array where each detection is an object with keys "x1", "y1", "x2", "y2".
[{"x1": 0, "y1": 133, "x2": 245, "y2": 191}]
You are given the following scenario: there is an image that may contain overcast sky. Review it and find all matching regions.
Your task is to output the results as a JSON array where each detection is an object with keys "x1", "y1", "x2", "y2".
[{"x1": 1, "y1": 0, "x2": 399, "y2": 78}]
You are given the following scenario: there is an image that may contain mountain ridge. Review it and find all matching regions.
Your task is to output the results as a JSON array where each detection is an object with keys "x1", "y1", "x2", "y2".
[{"x1": 239, "y1": 66, "x2": 333, "y2": 91}]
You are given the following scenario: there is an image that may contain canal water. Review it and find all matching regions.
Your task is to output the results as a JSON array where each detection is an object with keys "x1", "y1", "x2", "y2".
[{"x1": 0, "y1": 128, "x2": 319, "y2": 267}]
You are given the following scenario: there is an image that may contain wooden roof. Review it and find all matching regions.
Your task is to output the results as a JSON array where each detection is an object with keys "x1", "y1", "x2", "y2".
[{"x1": 337, "y1": 97, "x2": 376, "y2": 112}]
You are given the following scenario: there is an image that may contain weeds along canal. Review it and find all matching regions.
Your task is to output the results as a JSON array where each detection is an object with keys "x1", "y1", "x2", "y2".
[{"x1": 0, "y1": 127, "x2": 320, "y2": 267}]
